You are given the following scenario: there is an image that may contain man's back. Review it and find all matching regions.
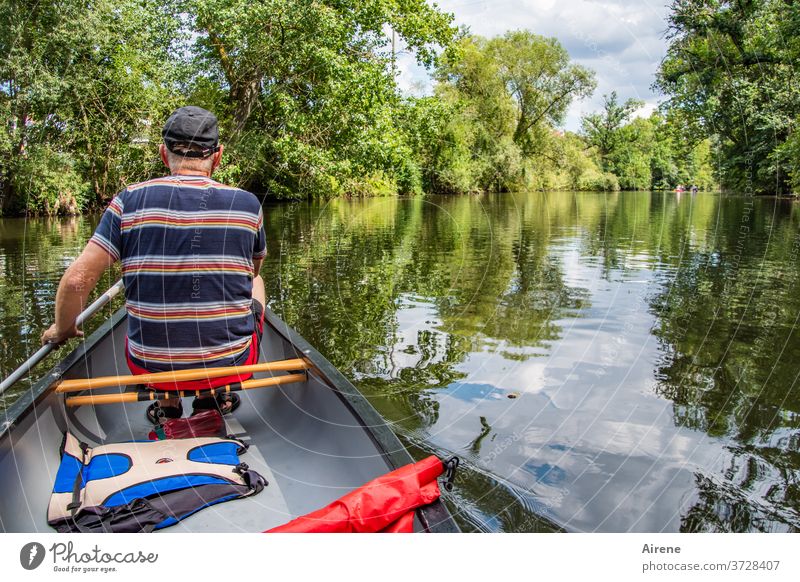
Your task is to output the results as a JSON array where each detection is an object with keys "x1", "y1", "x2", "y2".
[{"x1": 91, "y1": 175, "x2": 266, "y2": 373}]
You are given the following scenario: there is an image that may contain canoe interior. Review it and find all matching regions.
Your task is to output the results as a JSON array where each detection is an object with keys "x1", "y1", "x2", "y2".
[{"x1": 0, "y1": 307, "x2": 456, "y2": 533}]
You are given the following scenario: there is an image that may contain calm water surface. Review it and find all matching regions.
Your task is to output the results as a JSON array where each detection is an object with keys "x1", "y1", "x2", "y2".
[{"x1": 2, "y1": 191, "x2": 800, "y2": 532}]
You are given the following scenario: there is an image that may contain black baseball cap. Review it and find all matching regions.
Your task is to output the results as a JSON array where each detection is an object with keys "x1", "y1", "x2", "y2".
[{"x1": 162, "y1": 106, "x2": 219, "y2": 158}]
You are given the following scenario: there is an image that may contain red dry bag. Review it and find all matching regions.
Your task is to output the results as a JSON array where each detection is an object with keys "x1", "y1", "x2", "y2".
[
  {"x1": 148, "y1": 409, "x2": 224, "y2": 440},
  {"x1": 266, "y1": 455, "x2": 449, "y2": 533}
]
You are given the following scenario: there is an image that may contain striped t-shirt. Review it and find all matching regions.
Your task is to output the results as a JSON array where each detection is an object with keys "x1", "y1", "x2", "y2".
[{"x1": 90, "y1": 175, "x2": 266, "y2": 372}]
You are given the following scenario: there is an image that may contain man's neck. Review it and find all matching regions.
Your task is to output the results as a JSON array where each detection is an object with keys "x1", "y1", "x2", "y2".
[{"x1": 171, "y1": 170, "x2": 212, "y2": 178}]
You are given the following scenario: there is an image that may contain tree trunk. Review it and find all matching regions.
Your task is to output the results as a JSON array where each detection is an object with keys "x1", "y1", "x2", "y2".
[
  {"x1": 0, "y1": 175, "x2": 15, "y2": 215},
  {"x1": 231, "y1": 77, "x2": 261, "y2": 138},
  {"x1": 205, "y1": 27, "x2": 262, "y2": 142}
]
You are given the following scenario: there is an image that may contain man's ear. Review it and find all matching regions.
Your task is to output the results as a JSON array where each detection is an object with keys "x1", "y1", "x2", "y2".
[
  {"x1": 211, "y1": 145, "x2": 224, "y2": 172},
  {"x1": 159, "y1": 144, "x2": 170, "y2": 169}
]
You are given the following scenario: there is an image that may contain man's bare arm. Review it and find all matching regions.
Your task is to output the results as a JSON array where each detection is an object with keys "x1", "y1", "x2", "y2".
[{"x1": 41, "y1": 243, "x2": 116, "y2": 345}]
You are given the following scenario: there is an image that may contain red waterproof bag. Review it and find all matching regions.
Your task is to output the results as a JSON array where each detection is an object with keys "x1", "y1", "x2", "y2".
[
  {"x1": 379, "y1": 510, "x2": 416, "y2": 533},
  {"x1": 266, "y1": 455, "x2": 446, "y2": 533},
  {"x1": 148, "y1": 410, "x2": 224, "y2": 440}
]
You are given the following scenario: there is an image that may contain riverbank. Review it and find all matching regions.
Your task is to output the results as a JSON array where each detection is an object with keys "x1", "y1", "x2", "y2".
[{"x1": 1, "y1": 185, "x2": 729, "y2": 218}]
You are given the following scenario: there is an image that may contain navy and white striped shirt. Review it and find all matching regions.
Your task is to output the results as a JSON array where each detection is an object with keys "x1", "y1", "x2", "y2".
[{"x1": 90, "y1": 175, "x2": 266, "y2": 372}]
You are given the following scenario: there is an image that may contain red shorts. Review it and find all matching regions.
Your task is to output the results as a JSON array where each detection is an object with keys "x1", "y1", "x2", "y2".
[{"x1": 126, "y1": 300, "x2": 265, "y2": 391}]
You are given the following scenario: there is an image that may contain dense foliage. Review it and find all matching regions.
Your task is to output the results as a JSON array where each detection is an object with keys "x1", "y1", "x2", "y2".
[
  {"x1": 656, "y1": 0, "x2": 800, "y2": 194},
  {"x1": 186, "y1": 0, "x2": 456, "y2": 199},
  {"x1": 427, "y1": 35, "x2": 716, "y2": 195},
  {"x1": 0, "y1": 0, "x2": 182, "y2": 214},
  {"x1": 582, "y1": 94, "x2": 716, "y2": 192},
  {"x1": 0, "y1": 0, "x2": 734, "y2": 215},
  {"x1": 427, "y1": 31, "x2": 597, "y2": 193}
]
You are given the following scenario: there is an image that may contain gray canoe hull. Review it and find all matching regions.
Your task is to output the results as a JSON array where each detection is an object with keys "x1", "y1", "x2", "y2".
[{"x1": 0, "y1": 306, "x2": 458, "y2": 533}]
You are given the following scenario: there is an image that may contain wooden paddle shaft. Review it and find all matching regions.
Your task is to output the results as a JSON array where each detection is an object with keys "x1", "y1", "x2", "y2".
[
  {"x1": 64, "y1": 373, "x2": 307, "y2": 407},
  {"x1": 55, "y1": 358, "x2": 309, "y2": 393}
]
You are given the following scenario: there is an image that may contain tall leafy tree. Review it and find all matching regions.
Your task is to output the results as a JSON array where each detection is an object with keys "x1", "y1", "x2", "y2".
[
  {"x1": 581, "y1": 91, "x2": 643, "y2": 170},
  {"x1": 187, "y1": 0, "x2": 457, "y2": 198},
  {"x1": 655, "y1": 0, "x2": 800, "y2": 193},
  {"x1": 0, "y1": 0, "x2": 183, "y2": 214},
  {"x1": 490, "y1": 31, "x2": 595, "y2": 156},
  {"x1": 433, "y1": 30, "x2": 596, "y2": 192}
]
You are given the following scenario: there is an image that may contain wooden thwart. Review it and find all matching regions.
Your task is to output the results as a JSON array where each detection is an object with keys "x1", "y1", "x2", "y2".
[
  {"x1": 55, "y1": 358, "x2": 310, "y2": 393},
  {"x1": 64, "y1": 373, "x2": 308, "y2": 407}
]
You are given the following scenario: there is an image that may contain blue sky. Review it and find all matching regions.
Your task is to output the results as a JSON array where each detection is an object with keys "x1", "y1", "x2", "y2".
[{"x1": 396, "y1": 0, "x2": 671, "y2": 131}]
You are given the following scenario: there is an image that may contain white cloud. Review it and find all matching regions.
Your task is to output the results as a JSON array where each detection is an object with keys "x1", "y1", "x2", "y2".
[{"x1": 399, "y1": 0, "x2": 671, "y2": 131}]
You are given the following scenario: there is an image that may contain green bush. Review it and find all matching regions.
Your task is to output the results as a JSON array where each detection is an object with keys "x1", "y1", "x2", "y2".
[
  {"x1": 779, "y1": 128, "x2": 800, "y2": 195},
  {"x1": 11, "y1": 147, "x2": 90, "y2": 215},
  {"x1": 577, "y1": 167, "x2": 620, "y2": 191},
  {"x1": 347, "y1": 171, "x2": 398, "y2": 197}
]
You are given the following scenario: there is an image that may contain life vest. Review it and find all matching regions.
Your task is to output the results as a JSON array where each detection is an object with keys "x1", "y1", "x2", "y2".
[{"x1": 48, "y1": 432, "x2": 266, "y2": 533}]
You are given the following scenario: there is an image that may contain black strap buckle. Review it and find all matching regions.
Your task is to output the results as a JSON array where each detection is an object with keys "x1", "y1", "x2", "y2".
[
  {"x1": 226, "y1": 434, "x2": 249, "y2": 454},
  {"x1": 442, "y1": 456, "x2": 460, "y2": 492}
]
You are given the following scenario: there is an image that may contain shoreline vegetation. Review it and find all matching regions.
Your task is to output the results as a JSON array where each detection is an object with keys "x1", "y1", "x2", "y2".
[{"x1": 1, "y1": 1, "x2": 796, "y2": 216}]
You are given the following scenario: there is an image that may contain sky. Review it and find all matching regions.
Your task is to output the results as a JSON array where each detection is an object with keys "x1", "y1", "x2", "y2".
[{"x1": 396, "y1": 0, "x2": 671, "y2": 132}]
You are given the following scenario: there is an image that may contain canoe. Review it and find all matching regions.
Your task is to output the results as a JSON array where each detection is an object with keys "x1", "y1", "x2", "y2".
[{"x1": 0, "y1": 305, "x2": 459, "y2": 533}]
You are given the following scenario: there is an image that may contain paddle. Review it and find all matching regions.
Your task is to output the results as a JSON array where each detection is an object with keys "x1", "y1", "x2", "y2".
[
  {"x1": 55, "y1": 358, "x2": 310, "y2": 393},
  {"x1": 0, "y1": 279, "x2": 125, "y2": 397},
  {"x1": 64, "y1": 372, "x2": 307, "y2": 407}
]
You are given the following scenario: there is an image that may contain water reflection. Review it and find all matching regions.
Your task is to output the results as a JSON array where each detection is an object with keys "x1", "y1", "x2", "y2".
[
  {"x1": 0, "y1": 216, "x2": 121, "y2": 405},
  {"x1": 1, "y1": 192, "x2": 799, "y2": 532},
  {"x1": 262, "y1": 192, "x2": 800, "y2": 532}
]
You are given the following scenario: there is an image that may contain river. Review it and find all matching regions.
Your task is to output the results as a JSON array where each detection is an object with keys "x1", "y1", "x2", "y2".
[{"x1": 1, "y1": 191, "x2": 799, "y2": 532}]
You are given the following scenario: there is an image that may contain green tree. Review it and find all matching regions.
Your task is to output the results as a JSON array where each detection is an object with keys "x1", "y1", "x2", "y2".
[
  {"x1": 656, "y1": 0, "x2": 800, "y2": 194},
  {"x1": 577, "y1": 98, "x2": 718, "y2": 191},
  {"x1": 187, "y1": 0, "x2": 456, "y2": 198},
  {"x1": 0, "y1": 0, "x2": 182, "y2": 214},
  {"x1": 432, "y1": 30, "x2": 595, "y2": 193},
  {"x1": 610, "y1": 117, "x2": 654, "y2": 190},
  {"x1": 581, "y1": 91, "x2": 643, "y2": 171},
  {"x1": 0, "y1": 0, "x2": 458, "y2": 213},
  {"x1": 489, "y1": 31, "x2": 595, "y2": 156}
]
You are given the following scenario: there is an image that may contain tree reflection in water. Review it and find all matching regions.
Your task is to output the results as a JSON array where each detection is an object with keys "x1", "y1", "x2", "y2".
[{"x1": 263, "y1": 192, "x2": 800, "y2": 532}]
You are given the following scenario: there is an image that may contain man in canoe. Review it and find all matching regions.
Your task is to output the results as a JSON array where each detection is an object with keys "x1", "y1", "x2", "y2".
[{"x1": 41, "y1": 106, "x2": 266, "y2": 423}]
